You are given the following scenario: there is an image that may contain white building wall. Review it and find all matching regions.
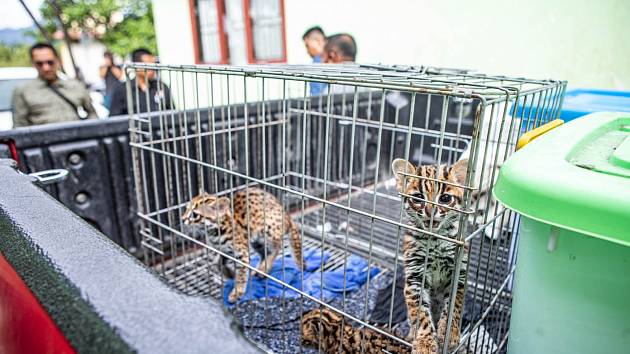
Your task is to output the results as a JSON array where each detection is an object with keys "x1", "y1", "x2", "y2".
[
  {"x1": 152, "y1": 0, "x2": 630, "y2": 91},
  {"x1": 284, "y1": 0, "x2": 630, "y2": 90},
  {"x1": 152, "y1": 0, "x2": 196, "y2": 65}
]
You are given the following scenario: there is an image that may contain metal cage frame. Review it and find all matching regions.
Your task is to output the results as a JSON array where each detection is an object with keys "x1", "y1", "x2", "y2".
[{"x1": 127, "y1": 62, "x2": 566, "y2": 354}]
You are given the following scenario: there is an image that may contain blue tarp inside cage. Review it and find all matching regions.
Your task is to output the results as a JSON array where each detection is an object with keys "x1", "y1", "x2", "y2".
[{"x1": 223, "y1": 248, "x2": 380, "y2": 306}]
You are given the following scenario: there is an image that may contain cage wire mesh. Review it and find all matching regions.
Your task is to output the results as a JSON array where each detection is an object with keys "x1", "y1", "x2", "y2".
[{"x1": 126, "y1": 62, "x2": 566, "y2": 354}]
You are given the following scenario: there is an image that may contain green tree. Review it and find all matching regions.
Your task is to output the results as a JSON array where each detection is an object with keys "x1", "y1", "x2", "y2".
[
  {"x1": 38, "y1": 0, "x2": 157, "y2": 58},
  {"x1": 0, "y1": 43, "x2": 31, "y2": 67}
]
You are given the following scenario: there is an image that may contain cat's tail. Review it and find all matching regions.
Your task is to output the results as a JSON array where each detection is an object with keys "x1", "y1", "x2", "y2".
[{"x1": 287, "y1": 217, "x2": 305, "y2": 270}]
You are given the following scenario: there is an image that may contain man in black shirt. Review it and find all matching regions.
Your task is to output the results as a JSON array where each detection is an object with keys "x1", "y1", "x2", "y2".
[{"x1": 108, "y1": 48, "x2": 172, "y2": 116}]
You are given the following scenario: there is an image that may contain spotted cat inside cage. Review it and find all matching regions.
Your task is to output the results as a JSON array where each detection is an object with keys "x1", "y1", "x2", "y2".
[
  {"x1": 182, "y1": 187, "x2": 304, "y2": 303},
  {"x1": 301, "y1": 307, "x2": 410, "y2": 354},
  {"x1": 392, "y1": 158, "x2": 469, "y2": 354}
]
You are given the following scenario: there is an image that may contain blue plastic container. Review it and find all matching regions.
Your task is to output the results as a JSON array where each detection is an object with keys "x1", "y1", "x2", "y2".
[
  {"x1": 514, "y1": 88, "x2": 630, "y2": 124},
  {"x1": 560, "y1": 89, "x2": 630, "y2": 121}
]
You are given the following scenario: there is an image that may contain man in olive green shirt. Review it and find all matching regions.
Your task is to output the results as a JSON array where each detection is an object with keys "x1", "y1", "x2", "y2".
[{"x1": 11, "y1": 42, "x2": 96, "y2": 128}]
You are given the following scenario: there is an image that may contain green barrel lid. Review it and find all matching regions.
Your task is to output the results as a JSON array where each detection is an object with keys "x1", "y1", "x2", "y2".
[{"x1": 494, "y1": 112, "x2": 630, "y2": 246}]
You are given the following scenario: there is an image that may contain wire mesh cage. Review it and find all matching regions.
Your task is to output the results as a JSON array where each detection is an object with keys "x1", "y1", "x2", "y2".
[{"x1": 126, "y1": 63, "x2": 566, "y2": 354}]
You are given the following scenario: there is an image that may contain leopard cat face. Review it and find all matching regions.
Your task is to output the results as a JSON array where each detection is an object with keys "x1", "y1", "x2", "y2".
[
  {"x1": 301, "y1": 308, "x2": 342, "y2": 348},
  {"x1": 392, "y1": 159, "x2": 468, "y2": 236},
  {"x1": 181, "y1": 193, "x2": 231, "y2": 228}
]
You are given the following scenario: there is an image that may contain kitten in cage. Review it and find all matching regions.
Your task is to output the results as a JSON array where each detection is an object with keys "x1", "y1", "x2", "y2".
[
  {"x1": 391, "y1": 158, "x2": 469, "y2": 354},
  {"x1": 182, "y1": 187, "x2": 304, "y2": 303},
  {"x1": 301, "y1": 307, "x2": 410, "y2": 354}
]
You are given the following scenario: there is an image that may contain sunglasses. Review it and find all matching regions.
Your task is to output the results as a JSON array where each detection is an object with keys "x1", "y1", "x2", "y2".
[{"x1": 34, "y1": 60, "x2": 55, "y2": 67}]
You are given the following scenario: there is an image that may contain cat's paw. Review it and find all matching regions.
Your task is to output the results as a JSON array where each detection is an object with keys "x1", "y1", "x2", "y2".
[
  {"x1": 228, "y1": 289, "x2": 239, "y2": 303},
  {"x1": 411, "y1": 336, "x2": 438, "y2": 354}
]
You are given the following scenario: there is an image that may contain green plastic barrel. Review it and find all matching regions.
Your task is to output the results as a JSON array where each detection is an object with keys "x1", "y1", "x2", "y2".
[{"x1": 494, "y1": 112, "x2": 630, "y2": 354}]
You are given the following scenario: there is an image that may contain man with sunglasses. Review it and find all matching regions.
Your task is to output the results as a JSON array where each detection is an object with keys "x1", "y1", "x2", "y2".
[{"x1": 11, "y1": 42, "x2": 96, "y2": 128}]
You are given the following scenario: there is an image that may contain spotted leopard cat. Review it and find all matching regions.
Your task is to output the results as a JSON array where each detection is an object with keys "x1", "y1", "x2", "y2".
[
  {"x1": 301, "y1": 308, "x2": 410, "y2": 354},
  {"x1": 182, "y1": 187, "x2": 304, "y2": 303},
  {"x1": 392, "y1": 158, "x2": 469, "y2": 354}
]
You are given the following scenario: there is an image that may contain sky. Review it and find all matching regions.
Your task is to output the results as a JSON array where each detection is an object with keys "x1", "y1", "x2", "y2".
[{"x1": 1, "y1": 0, "x2": 43, "y2": 29}]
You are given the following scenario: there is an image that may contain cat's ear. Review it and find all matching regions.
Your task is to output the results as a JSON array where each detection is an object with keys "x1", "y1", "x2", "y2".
[
  {"x1": 392, "y1": 158, "x2": 416, "y2": 193},
  {"x1": 450, "y1": 159, "x2": 469, "y2": 185},
  {"x1": 215, "y1": 197, "x2": 231, "y2": 212}
]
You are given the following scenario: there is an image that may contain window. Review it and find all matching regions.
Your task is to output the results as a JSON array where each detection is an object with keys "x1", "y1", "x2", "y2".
[
  {"x1": 245, "y1": 0, "x2": 286, "y2": 63},
  {"x1": 190, "y1": 0, "x2": 228, "y2": 64},
  {"x1": 190, "y1": 0, "x2": 286, "y2": 65}
]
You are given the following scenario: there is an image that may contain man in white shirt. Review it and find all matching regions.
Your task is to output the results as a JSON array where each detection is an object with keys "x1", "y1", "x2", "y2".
[{"x1": 321, "y1": 33, "x2": 358, "y2": 95}]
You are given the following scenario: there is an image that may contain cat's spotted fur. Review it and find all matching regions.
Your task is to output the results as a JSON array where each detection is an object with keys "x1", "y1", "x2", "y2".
[
  {"x1": 301, "y1": 308, "x2": 410, "y2": 354},
  {"x1": 182, "y1": 187, "x2": 304, "y2": 303},
  {"x1": 392, "y1": 158, "x2": 469, "y2": 354}
]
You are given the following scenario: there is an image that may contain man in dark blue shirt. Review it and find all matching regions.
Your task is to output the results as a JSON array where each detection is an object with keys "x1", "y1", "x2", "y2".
[
  {"x1": 109, "y1": 48, "x2": 172, "y2": 116},
  {"x1": 302, "y1": 26, "x2": 327, "y2": 95}
]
